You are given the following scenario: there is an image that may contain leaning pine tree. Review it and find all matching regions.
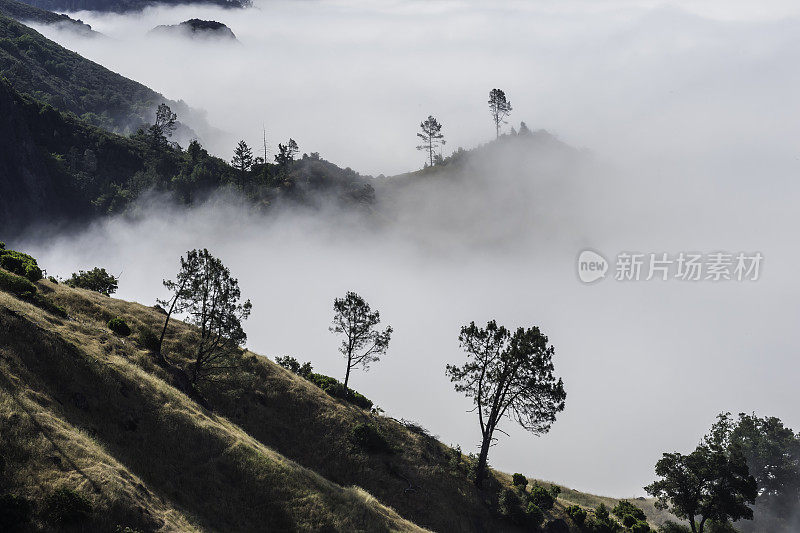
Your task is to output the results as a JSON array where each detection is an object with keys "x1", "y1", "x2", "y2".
[
  {"x1": 157, "y1": 249, "x2": 251, "y2": 384},
  {"x1": 446, "y1": 320, "x2": 566, "y2": 488},
  {"x1": 330, "y1": 291, "x2": 392, "y2": 390}
]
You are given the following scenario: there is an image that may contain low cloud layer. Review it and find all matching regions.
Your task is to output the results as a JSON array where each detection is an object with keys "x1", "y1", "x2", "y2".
[{"x1": 18, "y1": 0, "x2": 800, "y2": 498}]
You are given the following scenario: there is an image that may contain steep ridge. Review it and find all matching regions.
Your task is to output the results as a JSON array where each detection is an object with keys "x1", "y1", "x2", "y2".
[{"x1": 0, "y1": 14, "x2": 205, "y2": 137}]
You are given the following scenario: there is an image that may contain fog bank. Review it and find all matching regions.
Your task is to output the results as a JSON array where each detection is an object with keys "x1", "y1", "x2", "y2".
[{"x1": 17, "y1": 0, "x2": 800, "y2": 498}]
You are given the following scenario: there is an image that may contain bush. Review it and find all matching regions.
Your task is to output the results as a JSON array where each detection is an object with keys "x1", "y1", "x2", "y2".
[
  {"x1": 308, "y1": 373, "x2": 373, "y2": 410},
  {"x1": 24, "y1": 262, "x2": 42, "y2": 282},
  {"x1": 596, "y1": 503, "x2": 610, "y2": 521},
  {"x1": 512, "y1": 472, "x2": 528, "y2": 489},
  {"x1": 566, "y1": 504, "x2": 587, "y2": 526},
  {"x1": 631, "y1": 520, "x2": 651, "y2": 533},
  {"x1": 275, "y1": 355, "x2": 302, "y2": 373},
  {"x1": 0, "y1": 269, "x2": 37, "y2": 297},
  {"x1": 0, "y1": 493, "x2": 32, "y2": 531},
  {"x1": 66, "y1": 267, "x2": 118, "y2": 296},
  {"x1": 137, "y1": 327, "x2": 160, "y2": 351},
  {"x1": 43, "y1": 487, "x2": 93, "y2": 526},
  {"x1": 525, "y1": 502, "x2": 544, "y2": 528},
  {"x1": 659, "y1": 521, "x2": 691, "y2": 533},
  {"x1": 48, "y1": 275, "x2": 59, "y2": 284},
  {"x1": 0, "y1": 248, "x2": 42, "y2": 281},
  {"x1": 498, "y1": 488, "x2": 525, "y2": 525},
  {"x1": 347, "y1": 389, "x2": 373, "y2": 410},
  {"x1": 612, "y1": 500, "x2": 647, "y2": 523},
  {"x1": 528, "y1": 483, "x2": 557, "y2": 511},
  {"x1": 108, "y1": 317, "x2": 131, "y2": 336},
  {"x1": 590, "y1": 504, "x2": 621, "y2": 533},
  {"x1": 349, "y1": 423, "x2": 393, "y2": 454}
]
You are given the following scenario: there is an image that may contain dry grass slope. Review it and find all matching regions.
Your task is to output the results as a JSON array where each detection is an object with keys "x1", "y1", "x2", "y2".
[{"x1": 0, "y1": 276, "x2": 670, "y2": 532}]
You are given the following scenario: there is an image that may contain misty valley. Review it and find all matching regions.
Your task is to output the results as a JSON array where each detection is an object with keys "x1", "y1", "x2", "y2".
[{"x1": 1, "y1": 1, "x2": 799, "y2": 533}]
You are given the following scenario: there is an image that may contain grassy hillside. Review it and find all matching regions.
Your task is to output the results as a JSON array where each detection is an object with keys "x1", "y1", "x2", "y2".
[
  {"x1": 0, "y1": 252, "x2": 670, "y2": 532},
  {"x1": 0, "y1": 14, "x2": 201, "y2": 135},
  {"x1": 0, "y1": 278, "x2": 427, "y2": 532}
]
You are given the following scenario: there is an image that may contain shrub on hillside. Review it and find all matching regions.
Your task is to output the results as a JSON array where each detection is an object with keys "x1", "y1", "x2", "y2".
[
  {"x1": 308, "y1": 373, "x2": 374, "y2": 410},
  {"x1": 66, "y1": 267, "x2": 118, "y2": 296},
  {"x1": 43, "y1": 487, "x2": 93, "y2": 526},
  {"x1": 0, "y1": 247, "x2": 42, "y2": 282},
  {"x1": 108, "y1": 317, "x2": 131, "y2": 336},
  {"x1": 274, "y1": 357, "x2": 374, "y2": 409},
  {"x1": 589, "y1": 503, "x2": 621, "y2": 533},
  {"x1": 347, "y1": 389, "x2": 373, "y2": 410},
  {"x1": 566, "y1": 504, "x2": 587, "y2": 526},
  {"x1": 512, "y1": 472, "x2": 528, "y2": 489},
  {"x1": 525, "y1": 502, "x2": 545, "y2": 528},
  {"x1": 528, "y1": 483, "x2": 558, "y2": 511},
  {"x1": 0, "y1": 493, "x2": 32, "y2": 531},
  {"x1": 612, "y1": 500, "x2": 647, "y2": 523},
  {"x1": 658, "y1": 521, "x2": 691, "y2": 533},
  {"x1": 275, "y1": 355, "x2": 313, "y2": 378},
  {"x1": 137, "y1": 327, "x2": 160, "y2": 351},
  {"x1": 349, "y1": 423, "x2": 393, "y2": 454},
  {"x1": 498, "y1": 488, "x2": 525, "y2": 525},
  {"x1": 631, "y1": 520, "x2": 652, "y2": 533},
  {"x1": 0, "y1": 269, "x2": 37, "y2": 297}
]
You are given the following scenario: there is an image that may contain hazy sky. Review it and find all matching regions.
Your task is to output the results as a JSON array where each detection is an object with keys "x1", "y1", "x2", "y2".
[{"x1": 22, "y1": 0, "x2": 800, "y2": 497}]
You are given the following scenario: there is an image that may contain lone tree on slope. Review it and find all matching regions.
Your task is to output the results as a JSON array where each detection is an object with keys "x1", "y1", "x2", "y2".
[
  {"x1": 416, "y1": 115, "x2": 445, "y2": 168},
  {"x1": 488, "y1": 89, "x2": 512, "y2": 139},
  {"x1": 157, "y1": 249, "x2": 251, "y2": 384},
  {"x1": 446, "y1": 320, "x2": 566, "y2": 488},
  {"x1": 330, "y1": 291, "x2": 392, "y2": 390}
]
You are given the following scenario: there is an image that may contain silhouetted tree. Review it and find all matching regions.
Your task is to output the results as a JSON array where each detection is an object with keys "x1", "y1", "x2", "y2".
[
  {"x1": 148, "y1": 103, "x2": 177, "y2": 147},
  {"x1": 446, "y1": 321, "x2": 566, "y2": 488},
  {"x1": 645, "y1": 419, "x2": 758, "y2": 533},
  {"x1": 712, "y1": 413, "x2": 800, "y2": 532},
  {"x1": 275, "y1": 138, "x2": 299, "y2": 167},
  {"x1": 519, "y1": 121, "x2": 531, "y2": 136},
  {"x1": 232, "y1": 140, "x2": 253, "y2": 179},
  {"x1": 416, "y1": 115, "x2": 445, "y2": 167},
  {"x1": 488, "y1": 89, "x2": 512, "y2": 139},
  {"x1": 157, "y1": 249, "x2": 204, "y2": 364},
  {"x1": 330, "y1": 291, "x2": 392, "y2": 390},
  {"x1": 158, "y1": 249, "x2": 251, "y2": 383}
]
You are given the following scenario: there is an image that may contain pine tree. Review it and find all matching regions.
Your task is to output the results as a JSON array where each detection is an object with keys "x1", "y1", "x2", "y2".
[
  {"x1": 416, "y1": 116, "x2": 445, "y2": 168},
  {"x1": 488, "y1": 89, "x2": 512, "y2": 139}
]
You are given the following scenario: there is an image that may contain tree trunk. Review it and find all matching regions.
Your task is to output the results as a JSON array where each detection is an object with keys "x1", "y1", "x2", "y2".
[
  {"x1": 474, "y1": 432, "x2": 492, "y2": 488},
  {"x1": 344, "y1": 362, "x2": 351, "y2": 390},
  {"x1": 157, "y1": 292, "x2": 180, "y2": 364}
]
